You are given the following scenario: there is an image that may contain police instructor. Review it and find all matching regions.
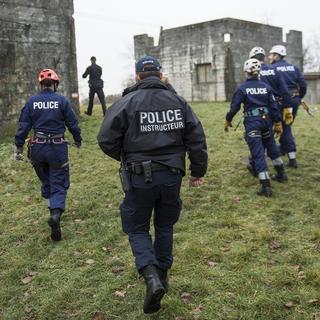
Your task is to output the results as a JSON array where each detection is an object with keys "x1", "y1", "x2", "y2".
[{"x1": 97, "y1": 56, "x2": 208, "y2": 314}]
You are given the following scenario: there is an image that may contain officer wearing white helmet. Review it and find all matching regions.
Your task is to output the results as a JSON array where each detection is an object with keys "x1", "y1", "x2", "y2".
[
  {"x1": 269, "y1": 45, "x2": 307, "y2": 168},
  {"x1": 247, "y1": 46, "x2": 292, "y2": 181},
  {"x1": 224, "y1": 58, "x2": 286, "y2": 196},
  {"x1": 270, "y1": 45, "x2": 287, "y2": 57},
  {"x1": 249, "y1": 47, "x2": 291, "y2": 105},
  {"x1": 249, "y1": 47, "x2": 265, "y2": 59}
]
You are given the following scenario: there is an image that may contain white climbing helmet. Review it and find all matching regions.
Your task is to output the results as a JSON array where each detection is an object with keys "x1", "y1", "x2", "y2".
[
  {"x1": 243, "y1": 58, "x2": 261, "y2": 74},
  {"x1": 249, "y1": 47, "x2": 266, "y2": 58},
  {"x1": 269, "y1": 45, "x2": 287, "y2": 57}
]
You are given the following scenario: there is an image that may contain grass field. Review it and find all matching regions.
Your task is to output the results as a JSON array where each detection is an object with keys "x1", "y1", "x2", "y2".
[{"x1": 0, "y1": 102, "x2": 319, "y2": 320}]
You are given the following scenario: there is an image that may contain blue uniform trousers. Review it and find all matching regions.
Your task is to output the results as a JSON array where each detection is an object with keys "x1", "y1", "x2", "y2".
[
  {"x1": 120, "y1": 170, "x2": 182, "y2": 272},
  {"x1": 30, "y1": 143, "x2": 69, "y2": 210},
  {"x1": 279, "y1": 96, "x2": 301, "y2": 154},
  {"x1": 245, "y1": 117, "x2": 280, "y2": 174}
]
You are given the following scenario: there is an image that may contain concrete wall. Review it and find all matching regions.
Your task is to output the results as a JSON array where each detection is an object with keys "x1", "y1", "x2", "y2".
[
  {"x1": 219, "y1": 19, "x2": 284, "y2": 100},
  {"x1": 0, "y1": 0, "x2": 79, "y2": 136},
  {"x1": 134, "y1": 18, "x2": 303, "y2": 102},
  {"x1": 286, "y1": 30, "x2": 303, "y2": 70},
  {"x1": 304, "y1": 73, "x2": 320, "y2": 105}
]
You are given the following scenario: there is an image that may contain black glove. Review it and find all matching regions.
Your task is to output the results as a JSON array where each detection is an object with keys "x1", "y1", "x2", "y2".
[{"x1": 73, "y1": 140, "x2": 82, "y2": 148}]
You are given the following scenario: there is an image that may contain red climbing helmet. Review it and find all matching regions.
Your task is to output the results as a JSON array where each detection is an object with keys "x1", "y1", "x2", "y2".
[{"x1": 38, "y1": 68, "x2": 60, "y2": 84}]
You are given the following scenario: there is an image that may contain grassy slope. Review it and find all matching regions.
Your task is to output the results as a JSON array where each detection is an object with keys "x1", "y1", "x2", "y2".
[{"x1": 0, "y1": 103, "x2": 319, "y2": 320}]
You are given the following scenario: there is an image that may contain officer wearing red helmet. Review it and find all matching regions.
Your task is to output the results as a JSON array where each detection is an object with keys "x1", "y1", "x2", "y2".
[{"x1": 14, "y1": 68, "x2": 82, "y2": 241}]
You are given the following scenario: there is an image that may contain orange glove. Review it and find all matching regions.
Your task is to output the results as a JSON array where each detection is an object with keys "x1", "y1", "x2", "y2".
[
  {"x1": 224, "y1": 120, "x2": 232, "y2": 132},
  {"x1": 273, "y1": 122, "x2": 283, "y2": 138},
  {"x1": 283, "y1": 108, "x2": 294, "y2": 125}
]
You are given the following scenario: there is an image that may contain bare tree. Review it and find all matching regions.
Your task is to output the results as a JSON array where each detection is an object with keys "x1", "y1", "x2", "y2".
[
  {"x1": 121, "y1": 42, "x2": 136, "y2": 90},
  {"x1": 122, "y1": 73, "x2": 136, "y2": 90},
  {"x1": 303, "y1": 34, "x2": 320, "y2": 72}
]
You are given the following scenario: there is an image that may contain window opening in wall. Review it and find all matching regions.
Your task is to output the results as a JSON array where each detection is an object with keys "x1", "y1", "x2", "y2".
[
  {"x1": 196, "y1": 63, "x2": 214, "y2": 84},
  {"x1": 224, "y1": 33, "x2": 231, "y2": 43}
]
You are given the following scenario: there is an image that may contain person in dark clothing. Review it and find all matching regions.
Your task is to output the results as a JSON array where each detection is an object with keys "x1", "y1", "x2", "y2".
[
  {"x1": 269, "y1": 45, "x2": 307, "y2": 168},
  {"x1": 82, "y1": 56, "x2": 107, "y2": 116},
  {"x1": 14, "y1": 69, "x2": 82, "y2": 241},
  {"x1": 97, "y1": 56, "x2": 208, "y2": 314},
  {"x1": 225, "y1": 58, "x2": 286, "y2": 197},
  {"x1": 247, "y1": 46, "x2": 292, "y2": 177}
]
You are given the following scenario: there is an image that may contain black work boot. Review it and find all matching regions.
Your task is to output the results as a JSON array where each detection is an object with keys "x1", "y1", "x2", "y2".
[
  {"x1": 247, "y1": 163, "x2": 258, "y2": 177},
  {"x1": 257, "y1": 179, "x2": 273, "y2": 197},
  {"x1": 48, "y1": 208, "x2": 62, "y2": 241},
  {"x1": 288, "y1": 158, "x2": 298, "y2": 168},
  {"x1": 271, "y1": 165, "x2": 288, "y2": 182},
  {"x1": 157, "y1": 268, "x2": 169, "y2": 293},
  {"x1": 141, "y1": 265, "x2": 165, "y2": 314}
]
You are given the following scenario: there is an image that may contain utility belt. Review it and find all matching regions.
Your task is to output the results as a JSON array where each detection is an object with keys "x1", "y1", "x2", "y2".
[
  {"x1": 31, "y1": 132, "x2": 67, "y2": 144},
  {"x1": 244, "y1": 107, "x2": 269, "y2": 118},
  {"x1": 119, "y1": 161, "x2": 179, "y2": 192},
  {"x1": 127, "y1": 161, "x2": 179, "y2": 175}
]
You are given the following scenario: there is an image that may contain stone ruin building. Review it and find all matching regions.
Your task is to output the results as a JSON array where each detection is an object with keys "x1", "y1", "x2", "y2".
[
  {"x1": 0, "y1": 0, "x2": 79, "y2": 136},
  {"x1": 134, "y1": 18, "x2": 303, "y2": 102}
]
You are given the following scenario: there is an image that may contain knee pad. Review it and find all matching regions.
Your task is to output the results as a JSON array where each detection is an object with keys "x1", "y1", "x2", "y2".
[
  {"x1": 246, "y1": 130, "x2": 261, "y2": 139},
  {"x1": 50, "y1": 161, "x2": 69, "y2": 169},
  {"x1": 262, "y1": 130, "x2": 271, "y2": 139}
]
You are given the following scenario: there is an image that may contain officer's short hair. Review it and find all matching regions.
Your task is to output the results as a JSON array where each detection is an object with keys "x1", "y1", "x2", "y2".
[
  {"x1": 138, "y1": 71, "x2": 161, "y2": 80},
  {"x1": 137, "y1": 64, "x2": 161, "y2": 79},
  {"x1": 247, "y1": 73, "x2": 259, "y2": 80},
  {"x1": 253, "y1": 53, "x2": 265, "y2": 62},
  {"x1": 41, "y1": 79, "x2": 54, "y2": 87}
]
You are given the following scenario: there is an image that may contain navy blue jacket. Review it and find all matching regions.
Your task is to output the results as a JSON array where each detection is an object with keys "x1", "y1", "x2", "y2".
[
  {"x1": 15, "y1": 88, "x2": 82, "y2": 147},
  {"x1": 272, "y1": 60, "x2": 307, "y2": 98},
  {"x1": 260, "y1": 63, "x2": 291, "y2": 105},
  {"x1": 226, "y1": 78, "x2": 282, "y2": 123},
  {"x1": 98, "y1": 76, "x2": 208, "y2": 178}
]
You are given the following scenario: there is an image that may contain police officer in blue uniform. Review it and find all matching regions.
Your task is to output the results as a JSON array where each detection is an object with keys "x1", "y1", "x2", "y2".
[
  {"x1": 224, "y1": 59, "x2": 285, "y2": 196},
  {"x1": 269, "y1": 45, "x2": 307, "y2": 168},
  {"x1": 249, "y1": 47, "x2": 292, "y2": 106},
  {"x1": 82, "y1": 56, "x2": 107, "y2": 116},
  {"x1": 247, "y1": 47, "x2": 290, "y2": 181},
  {"x1": 14, "y1": 69, "x2": 82, "y2": 241},
  {"x1": 97, "y1": 56, "x2": 208, "y2": 313}
]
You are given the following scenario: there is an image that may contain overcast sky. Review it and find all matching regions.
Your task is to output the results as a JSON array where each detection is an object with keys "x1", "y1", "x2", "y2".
[{"x1": 74, "y1": 0, "x2": 320, "y2": 98}]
